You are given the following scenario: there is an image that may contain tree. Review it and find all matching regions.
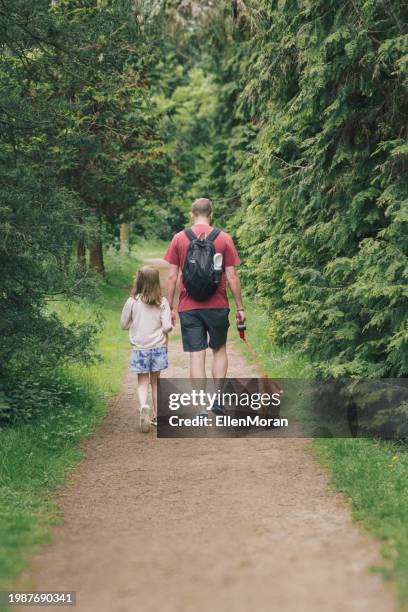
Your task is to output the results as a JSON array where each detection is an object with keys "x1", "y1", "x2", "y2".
[
  {"x1": 157, "y1": 0, "x2": 408, "y2": 377},
  {"x1": 0, "y1": 0, "x2": 172, "y2": 399},
  {"x1": 229, "y1": 0, "x2": 408, "y2": 377}
]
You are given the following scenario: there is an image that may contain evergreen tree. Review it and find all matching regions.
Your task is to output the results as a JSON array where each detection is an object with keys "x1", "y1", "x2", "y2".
[
  {"x1": 159, "y1": 0, "x2": 408, "y2": 377},
  {"x1": 0, "y1": 0, "x2": 170, "y2": 396}
]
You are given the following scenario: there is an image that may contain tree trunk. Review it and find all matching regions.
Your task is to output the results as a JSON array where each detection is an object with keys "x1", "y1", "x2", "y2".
[
  {"x1": 77, "y1": 239, "x2": 86, "y2": 268},
  {"x1": 120, "y1": 223, "x2": 130, "y2": 254},
  {"x1": 90, "y1": 236, "x2": 105, "y2": 274}
]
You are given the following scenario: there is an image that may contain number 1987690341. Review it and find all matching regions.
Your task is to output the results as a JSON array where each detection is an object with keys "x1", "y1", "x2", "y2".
[{"x1": 2, "y1": 591, "x2": 76, "y2": 606}]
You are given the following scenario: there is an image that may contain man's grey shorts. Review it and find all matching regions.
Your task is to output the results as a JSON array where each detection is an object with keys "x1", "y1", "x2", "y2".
[{"x1": 179, "y1": 308, "x2": 230, "y2": 352}]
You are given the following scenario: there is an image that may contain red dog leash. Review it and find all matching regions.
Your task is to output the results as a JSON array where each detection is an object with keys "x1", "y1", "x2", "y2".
[
  {"x1": 237, "y1": 322, "x2": 269, "y2": 379},
  {"x1": 237, "y1": 322, "x2": 283, "y2": 395}
]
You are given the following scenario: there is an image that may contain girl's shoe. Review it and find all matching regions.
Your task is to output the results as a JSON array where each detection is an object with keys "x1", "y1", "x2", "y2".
[{"x1": 140, "y1": 404, "x2": 151, "y2": 433}]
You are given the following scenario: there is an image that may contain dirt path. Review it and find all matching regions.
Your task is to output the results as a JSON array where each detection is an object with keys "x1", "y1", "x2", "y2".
[{"x1": 23, "y1": 259, "x2": 394, "y2": 612}]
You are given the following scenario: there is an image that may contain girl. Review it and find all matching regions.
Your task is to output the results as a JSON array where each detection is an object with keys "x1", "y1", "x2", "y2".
[{"x1": 120, "y1": 266, "x2": 172, "y2": 433}]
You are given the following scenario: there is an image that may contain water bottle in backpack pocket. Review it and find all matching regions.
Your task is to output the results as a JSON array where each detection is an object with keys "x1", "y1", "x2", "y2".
[{"x1": 182, "y1": 228, "x2": 223, "y2": 301}]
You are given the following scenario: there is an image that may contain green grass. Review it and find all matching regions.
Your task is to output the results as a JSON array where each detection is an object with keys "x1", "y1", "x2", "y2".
[
  {"x1": 0, "y1": 248, "x2": 143, "y2": 600},
  {"x1": 235, "y1": 294, "x2": 408, "y2": 609},
  {"x1": 231, "y1": 295, "x2": 310, "y2": 378},
  {"x1": 313, "y1": 439, "x2": 408, "y2": 607},
  {"x1": 132, "y1": 237, "x2": 168, "y2": 260}
]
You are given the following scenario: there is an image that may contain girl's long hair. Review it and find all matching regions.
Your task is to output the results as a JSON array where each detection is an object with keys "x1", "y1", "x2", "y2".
[{"x1": 131, "y1": 266, "x2": 162, "y2": 306}]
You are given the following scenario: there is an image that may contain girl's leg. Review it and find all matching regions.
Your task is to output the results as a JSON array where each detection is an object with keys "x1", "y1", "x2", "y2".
[
  {"x1": 137, "y1": 373, "x2": 150, "y2": 408},
  {"x1": 150, "y1": 371, "x2": 160, "y2": 418}
]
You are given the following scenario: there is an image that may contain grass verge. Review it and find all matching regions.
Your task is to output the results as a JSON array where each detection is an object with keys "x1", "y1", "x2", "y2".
[
  {"x1": 231, "y1": 295, "x2": 310, "y2": 378},
  {"x1": 235, "y1": 295, "x2": 407, "y2": 608},
  {"x1": 0, "y1": 249, "x2": 141, "y2": 601},
  {"x1": 313, "y1": 438, "x2": 408, "y2": 607}
]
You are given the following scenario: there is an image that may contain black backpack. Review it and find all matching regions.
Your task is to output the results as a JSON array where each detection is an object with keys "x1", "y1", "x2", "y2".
[{"x1": 182, "y1": 228, "x2": 222, "y2": 301}]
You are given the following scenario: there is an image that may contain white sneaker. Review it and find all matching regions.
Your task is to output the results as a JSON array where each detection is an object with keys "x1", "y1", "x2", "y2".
[{"x1": 140, "y1": 404, "x2": 151, "y2": 433}]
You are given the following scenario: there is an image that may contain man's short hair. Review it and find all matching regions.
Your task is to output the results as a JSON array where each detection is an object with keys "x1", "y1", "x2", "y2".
[{"x1": 192, "y1": 198, "x2": 213, "y2": 217}]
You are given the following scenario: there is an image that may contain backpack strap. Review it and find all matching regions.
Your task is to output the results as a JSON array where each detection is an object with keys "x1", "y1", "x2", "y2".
[
  {"x1": 207, "y1": 228, "x2": 221, "y2": 242},
  {"x1": 184, "y1": 228, "x2": 196, "y2": 241},
  {"x1": 184, "y1": 227, "x2": 221, "y2": 242}
]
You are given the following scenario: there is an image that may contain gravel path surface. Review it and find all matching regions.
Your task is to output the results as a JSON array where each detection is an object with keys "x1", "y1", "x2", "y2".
[{"x1": 23, "y1": 259, "x2": 395, "y2": 612}]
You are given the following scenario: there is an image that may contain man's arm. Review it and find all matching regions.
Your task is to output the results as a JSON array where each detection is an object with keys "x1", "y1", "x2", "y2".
[
  {"x1": 225, "y1": 265, "x2": 245, "y2": 323},
  {"x1": 166, "y1": 264, "x2": 179, "y2": 326}
]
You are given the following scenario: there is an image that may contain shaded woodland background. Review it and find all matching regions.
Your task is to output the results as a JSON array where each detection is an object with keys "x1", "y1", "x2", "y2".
[{"x1": 1, "y1": 0, "x2": 407, "y2": 419}]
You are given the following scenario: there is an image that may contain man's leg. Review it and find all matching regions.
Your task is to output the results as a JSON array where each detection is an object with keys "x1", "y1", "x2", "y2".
[
  {"x1": 205, "y1": 308, "x2": 230, "y2": 380},
  {"x1": 190, "y1": 349, "x2": 206, "y2": 379},
  {"x1": 179, "y1": 311, "x2": 208, "y2": 380},
  {"x1": 206, "y1": 309, "x2": 230, "y2": 415},
  {"x1": 179, "y1": 311, "x2": 208, "y2": 415},
  {"x1": 210, "y1": 344, "x2": 228, "y2": 415},
  {"x1": 212, "y1": 344, "x2": 228, "y2": 379}
]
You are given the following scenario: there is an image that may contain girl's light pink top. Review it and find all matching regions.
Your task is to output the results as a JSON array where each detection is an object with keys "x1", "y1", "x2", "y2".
[{"x1": 120, "y1": 296, "x2": 172, "y2": 349}]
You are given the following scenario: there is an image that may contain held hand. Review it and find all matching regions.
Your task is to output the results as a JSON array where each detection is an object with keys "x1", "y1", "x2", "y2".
[
  {"x1": 171, "y1": 310, "x2": 177, "y2": 327},
  {"x1": 236, "y1": 308, "x2": 246, "y2": 324}
]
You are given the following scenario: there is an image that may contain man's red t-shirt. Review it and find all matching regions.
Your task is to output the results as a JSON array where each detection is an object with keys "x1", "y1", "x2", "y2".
[{"x1": 164, "y1": 223, "x2": 240, "y2": 312}]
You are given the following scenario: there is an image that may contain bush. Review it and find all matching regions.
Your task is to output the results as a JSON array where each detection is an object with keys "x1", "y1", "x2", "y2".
[{"x1": 0, "y1": 372, "x2": 88, "y2": 427}]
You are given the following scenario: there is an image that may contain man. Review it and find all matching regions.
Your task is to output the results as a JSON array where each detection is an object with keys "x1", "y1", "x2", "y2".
[{"x1": 164, "y1": 197, "x2": 245, "y2": 379}]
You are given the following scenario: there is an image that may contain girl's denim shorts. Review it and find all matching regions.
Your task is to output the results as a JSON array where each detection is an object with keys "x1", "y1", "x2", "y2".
[{"x1": 130, "y1": 346, "x2": 168, "y2": 374}]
